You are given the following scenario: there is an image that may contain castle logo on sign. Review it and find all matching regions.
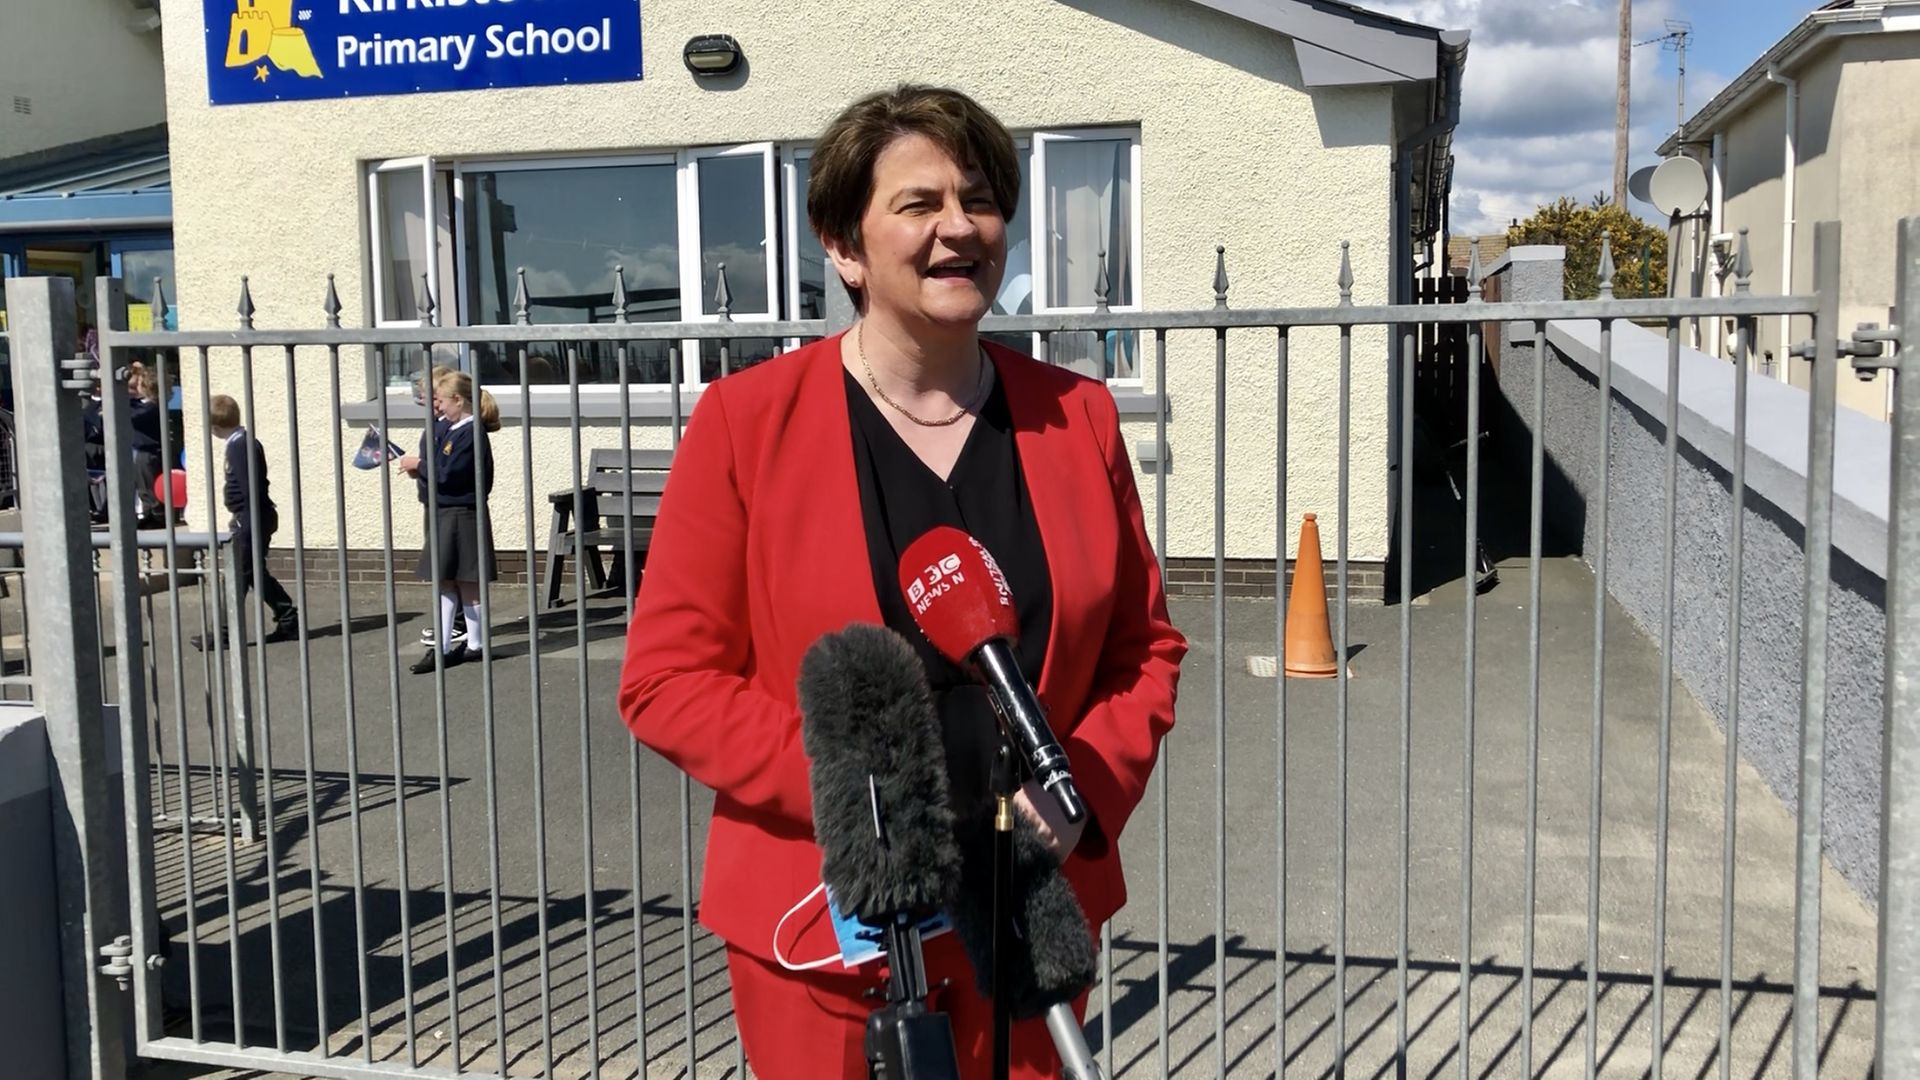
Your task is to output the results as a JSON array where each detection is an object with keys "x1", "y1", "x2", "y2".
[{"x1": 203, "y1": 0, "x2": 643, "y2": 105}]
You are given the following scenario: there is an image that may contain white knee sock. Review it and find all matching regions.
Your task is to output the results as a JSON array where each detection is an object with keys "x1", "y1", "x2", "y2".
[
  {"x1": 439, "y1": 587, "x2": 460, "y2": 654},
  {"x1": 462, "y1": 599, "x2": 485, "y2": 651}
]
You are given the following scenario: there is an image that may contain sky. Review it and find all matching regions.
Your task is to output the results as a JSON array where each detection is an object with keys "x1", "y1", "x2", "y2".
[{"x1": 1359, "y1": 0, "x2": 1824, "y2": 234}]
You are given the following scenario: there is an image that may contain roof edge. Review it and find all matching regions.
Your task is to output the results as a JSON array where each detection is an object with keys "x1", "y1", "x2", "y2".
[
  {"x1": 1659, "y1": 1, "x2": 1919, "y2": 153},
  {"x1": 1178, "y1": 0, "x2": 1458, "y2": 85}
]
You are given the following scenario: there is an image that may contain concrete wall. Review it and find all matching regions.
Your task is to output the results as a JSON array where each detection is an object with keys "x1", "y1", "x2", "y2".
[
  {"x1": 0, "y1": 707, "x2": 67, "y2": 1080},
  {"x1": 0, "y1": 0, "x2": 167, "y2": 160},
  {"x1": 1488, "y1": 249, "x2": 1890, "y2": 899},
  {"x1": 155, "y1": 0, "x2": 1399, "y2": 564}
]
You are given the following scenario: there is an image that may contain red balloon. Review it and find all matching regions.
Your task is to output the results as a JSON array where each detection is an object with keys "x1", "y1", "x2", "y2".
[{"x1": 154, "y1": 469, "x2": 189, "y2": 510}]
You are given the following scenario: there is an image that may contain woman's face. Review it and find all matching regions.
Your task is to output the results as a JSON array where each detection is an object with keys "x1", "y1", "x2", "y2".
[{"x1": 830, "y1": 133, "x2": 1007, "y2": 331}]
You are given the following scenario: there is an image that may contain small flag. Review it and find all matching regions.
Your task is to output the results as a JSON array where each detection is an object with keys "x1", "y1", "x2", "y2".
[{"x1": 352, "y1": 427, "x2": 405, "y2": 470}]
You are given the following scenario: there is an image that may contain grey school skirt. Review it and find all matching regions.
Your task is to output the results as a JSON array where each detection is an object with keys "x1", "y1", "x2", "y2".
[{"x1": 415, "y1": 506, "x2": 497, "y2": 583}]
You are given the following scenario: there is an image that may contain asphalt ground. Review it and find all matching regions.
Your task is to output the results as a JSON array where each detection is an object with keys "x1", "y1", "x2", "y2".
[{"x1": 63, "y1": 545, "x2": 1876, "y2": 1080}]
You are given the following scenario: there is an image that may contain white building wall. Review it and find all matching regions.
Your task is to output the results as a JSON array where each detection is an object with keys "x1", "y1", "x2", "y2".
[
  {"x1": 157, "y1": 0, "x2": 1396, "y2": 563},
  {"x1": 0, "y1": 0, "x2": 167, "y2": 159}
]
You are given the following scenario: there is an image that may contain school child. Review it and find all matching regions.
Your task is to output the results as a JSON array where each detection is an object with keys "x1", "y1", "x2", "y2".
[
  {"x1": 194, "y1": 393, "x2": 300, "y2": 649},
  {"x1": 398, "y1": 369, "x2": 498, "y2": 673}
]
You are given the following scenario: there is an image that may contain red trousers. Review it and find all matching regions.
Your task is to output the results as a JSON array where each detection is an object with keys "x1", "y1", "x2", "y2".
[{"x1": 726, "y1": 931, "x2": 1086, "y2": 1079}]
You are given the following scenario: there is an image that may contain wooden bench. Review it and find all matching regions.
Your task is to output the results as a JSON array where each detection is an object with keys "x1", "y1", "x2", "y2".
[{"x1": 543, "y1": 448, "x2": 671, "y2": 609}]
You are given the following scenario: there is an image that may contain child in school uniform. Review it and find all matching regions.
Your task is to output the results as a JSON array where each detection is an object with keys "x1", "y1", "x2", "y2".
[
  {"x1": 398, "y1": 368, "x2": 498, "y2": 673},
  {"x1": 194, "y1": 393, "x2": 300, "y2": 649},
  {"x1": 409, "y1": 365, "x2": 466, "y2": 652}
]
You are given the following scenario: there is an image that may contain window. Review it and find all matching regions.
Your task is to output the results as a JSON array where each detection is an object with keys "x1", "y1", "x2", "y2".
[
  {"x1": 460, "y1": 157, "x2": 680, "y2": 386},
  {"x1": 371, "y1": 146, "x2": 787, "y2": 391},
  {"x1": 368, "y1": 159, "x2": 456, "y2": 385},
  {"x1": 1031, "y1": 130, "x2": 1141, "y2": 381},
  {"x1": 367, "y1": 128, "x2": 1142, "y2": 393}
]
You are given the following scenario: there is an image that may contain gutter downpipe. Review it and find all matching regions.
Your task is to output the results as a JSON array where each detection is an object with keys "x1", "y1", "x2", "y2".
[
  {"x1": 1388, "y1": 28, "x2": 1467, "y2": 559},
  {"x1": 1766, "y1": 62, "x2": 1798, "y2": 382},
  {"x1": 1708, "y1": 130, "x2": 1726, "y2": 359}
]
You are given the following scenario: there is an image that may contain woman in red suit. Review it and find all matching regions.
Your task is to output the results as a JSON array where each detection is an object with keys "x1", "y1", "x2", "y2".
[{"x1": 618, "y1": 85, "x2": 1186, "y2": 1078}]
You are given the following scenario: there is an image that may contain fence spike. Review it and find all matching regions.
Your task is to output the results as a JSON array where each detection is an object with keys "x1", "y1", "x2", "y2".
[
  {"x1": 1094, "y1": 247, "x2": 1111, "y2": 313},
  {"x1": 1337, "y1": 240, "x2": 1354, "y2": 305},
  {"x1": 611, "y1": 265, "x2": 630, "y2": 324},
  {"x1": 1598, "y1": 230, "x2": 1616, "y2": 299},
  {"x1": 1466, "y1": 238, "x2": 1482, "y2": 300},
  {"x1": 237, "y1": 276, "x2": 256, "y2": 329},
  {"x1": 714, "y1": 262, "x2": 734, "y2": 321},
  {"x1": 1213, "y1": 245, "x2": 1229, "y2": 309},
  {"x1": 1734, "y1": 227, "x2": 1753, "y2": 294},
  {"x1": 152, "y1": 278, "x2": 169, "y2": 327},
  {"x1": 323, "y1": 274, "x2": 342, "y2": 329},
  {"x1": 513, "y1": 267, "x2": 531, "y2": 325},
  {"x1": 418, "y1": 273, "x2": 437, "y2": 327}
]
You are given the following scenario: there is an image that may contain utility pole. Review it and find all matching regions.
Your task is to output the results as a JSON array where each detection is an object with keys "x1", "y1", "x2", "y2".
[{"x1": 1614, "y1": 0, "x2": 1631, "y2": 206}]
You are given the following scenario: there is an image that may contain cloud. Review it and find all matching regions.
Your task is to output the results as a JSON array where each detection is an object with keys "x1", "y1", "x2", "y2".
[{"x1": 1362, "y1": 0, "x2": 1734, "y2": 234}]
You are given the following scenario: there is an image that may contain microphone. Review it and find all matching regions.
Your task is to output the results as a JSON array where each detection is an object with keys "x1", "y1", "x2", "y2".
[
  {"x1": 797, "y1": 623, "x2": 960, "y2": 921},
  {"x1": 797, "y1": 623, "x2": 964, "y2": 1079},
  {"x1": 946, "y1": 811, "x2": 1098, "y2": 1016},
  {"x1": 897, "y1": 525, "x2": 1086, "y2": 826}
]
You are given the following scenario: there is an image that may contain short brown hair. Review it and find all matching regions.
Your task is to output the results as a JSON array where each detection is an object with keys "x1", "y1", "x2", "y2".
[
  {"x1": 807, "y1": 85, "x2": 1020, "y2": 304},
  {"x1": 208, "y1": 394, "x2": 240, "y2": 431}
]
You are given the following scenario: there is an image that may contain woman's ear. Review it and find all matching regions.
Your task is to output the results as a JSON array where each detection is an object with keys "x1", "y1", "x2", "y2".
[{"x1": 822, "y1": 234, "x2": 866, "y2": 294}]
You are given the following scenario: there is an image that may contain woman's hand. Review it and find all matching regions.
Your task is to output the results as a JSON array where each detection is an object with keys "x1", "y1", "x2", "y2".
[
  {"x1": 1011, "y1": 779, "x2": 1086, "y2": 865},
  {"x1": 397, "y1": 453, "x2": 421, "y2": 476}
]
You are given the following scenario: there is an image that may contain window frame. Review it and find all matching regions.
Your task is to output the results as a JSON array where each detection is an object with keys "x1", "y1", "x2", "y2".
[
  {"x1": 363, "y1": 129, "x2": 1144, "y2": 396},
  {"x1": 1030, "y1": 127, "x2": 1144, "y2": 386},
  {"x1": 371, "y1": 146, "x2": 794, "y2": 394}
]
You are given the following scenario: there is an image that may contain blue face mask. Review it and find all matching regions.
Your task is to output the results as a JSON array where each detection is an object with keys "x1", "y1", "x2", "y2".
[{"x1": 773, "y1": 883, "x2": 952, "y2": 972}]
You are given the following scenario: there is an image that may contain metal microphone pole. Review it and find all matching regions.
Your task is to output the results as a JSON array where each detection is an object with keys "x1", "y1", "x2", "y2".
[{"x1": 990, "y1": 743, "x2": 1015, "y2": 1080}]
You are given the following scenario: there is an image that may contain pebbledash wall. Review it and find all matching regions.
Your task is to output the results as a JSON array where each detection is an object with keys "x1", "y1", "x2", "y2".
[{"x1": 156, "y1": 0, "x2": 1416, "y2": 588}]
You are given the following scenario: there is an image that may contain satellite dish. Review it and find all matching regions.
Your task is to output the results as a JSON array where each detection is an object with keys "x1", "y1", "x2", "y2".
[
  {"x1": 1646, "y1": 156, "x2": 1708, "y2": 218},
  {"x1": 1628, "y1": 164, "x2": 1658, "y2": 206}
]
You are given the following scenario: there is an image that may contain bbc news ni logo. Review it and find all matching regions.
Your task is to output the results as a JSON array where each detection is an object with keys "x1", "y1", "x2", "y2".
[{"x1": 906, "y1": 554, "x2": 965, "y2": 613}]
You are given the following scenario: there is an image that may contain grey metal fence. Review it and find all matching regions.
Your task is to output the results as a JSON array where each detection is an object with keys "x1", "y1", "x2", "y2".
[{"x1": 3, "y1": 215, "x2": 1915, "y2": 1079}]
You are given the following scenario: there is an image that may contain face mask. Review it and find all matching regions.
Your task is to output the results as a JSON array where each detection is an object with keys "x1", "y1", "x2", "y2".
[{"x1": 772, "y1": 884, "x2": 952, "y2": 973}]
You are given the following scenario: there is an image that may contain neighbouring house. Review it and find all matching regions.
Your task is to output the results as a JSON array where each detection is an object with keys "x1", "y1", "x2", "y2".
[
  {"x1": 1663, "y1": 0, "x2": 1920, "y2": 421},
  {"x1": 140, "y1": 0, "x2": 1465, "y2": 586}
]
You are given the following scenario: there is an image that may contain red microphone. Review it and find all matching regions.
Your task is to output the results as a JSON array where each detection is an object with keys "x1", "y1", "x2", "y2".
[{"x1": 898, "y1": 525, "x2": 1085, "y2": 826}]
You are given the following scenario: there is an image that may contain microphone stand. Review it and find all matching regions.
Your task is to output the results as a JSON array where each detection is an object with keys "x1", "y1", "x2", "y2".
[
  {"x1": 864, "y1": 912, "x2": 961, "y2": 1080},
  {"x1": 989, "y1": 745, "x2": 1107, "y2": 1080},
  {"x1": 990, "y1": 743, "x2": 1016, "y2": 1080}
]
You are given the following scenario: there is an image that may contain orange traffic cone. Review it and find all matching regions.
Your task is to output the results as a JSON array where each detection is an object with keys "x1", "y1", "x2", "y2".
[{"x1": 1284, "y1": 513, "x2": 1338, "y2": 678}]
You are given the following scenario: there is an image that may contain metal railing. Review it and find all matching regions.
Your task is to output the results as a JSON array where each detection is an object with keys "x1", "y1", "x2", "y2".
[{"x1": 3, "y1": 217, "x2": 1915, "y2": 1079}]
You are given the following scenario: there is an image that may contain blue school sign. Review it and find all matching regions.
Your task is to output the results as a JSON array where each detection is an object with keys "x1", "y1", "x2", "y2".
[{"x1": 203, "y1": 0, "x2": 643, "y2": 105}]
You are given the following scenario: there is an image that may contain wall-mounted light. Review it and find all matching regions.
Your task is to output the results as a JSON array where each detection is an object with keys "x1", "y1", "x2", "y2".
[{"x1": 683, "y1": 35, "x2": 743, "y2": 77}]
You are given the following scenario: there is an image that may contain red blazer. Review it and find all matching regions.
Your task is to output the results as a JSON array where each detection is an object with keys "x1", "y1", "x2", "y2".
[{"x1": 618, "y1": 335, "x2": 1187, "y2": 964}]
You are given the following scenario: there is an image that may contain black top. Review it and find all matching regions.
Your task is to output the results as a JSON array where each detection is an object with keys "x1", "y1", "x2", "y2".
[
  {"x1": 129, "y1": 397, "x2": 164, "y2": 455},
  {"x1": 415, "y1": 417, "x2": 494, "y2": 508},
  {"x1": 845, "y1": 365, "x2": 1052, "y2": 824},
  {"x1": 223, "y1": 427, "x2": 276, "y2": 528}
]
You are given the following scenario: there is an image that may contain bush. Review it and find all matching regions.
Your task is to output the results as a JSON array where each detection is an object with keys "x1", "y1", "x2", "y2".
[{"x1": 1507, "y1": 196, "x2": 1668, "y2": 300}]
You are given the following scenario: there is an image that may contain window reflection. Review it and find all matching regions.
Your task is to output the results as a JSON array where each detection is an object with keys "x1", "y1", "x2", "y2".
[
  {"x1": 378, "y1": 169, "x2": 427, "y2": 322},
  {"x1": 793, "y1": 157, "x2": 827, "y2": 321},
  {"x1": 699, "y1": 155, "x2": 768, "y2": 316},
  {"x1": 1044, "y1": 139, "x2": 1136, "y2": 379},
  {"x1": 463, "y1": 163, "x2": 680, "y2": 386},
  {"x1": 982, "y1": 151, "x2": 1035, "y2": 357}
]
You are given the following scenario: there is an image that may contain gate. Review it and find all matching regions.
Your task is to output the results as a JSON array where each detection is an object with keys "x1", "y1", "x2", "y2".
[{"x1": 4, "y1": 217, "x2": 1918, "y2": 1079}]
